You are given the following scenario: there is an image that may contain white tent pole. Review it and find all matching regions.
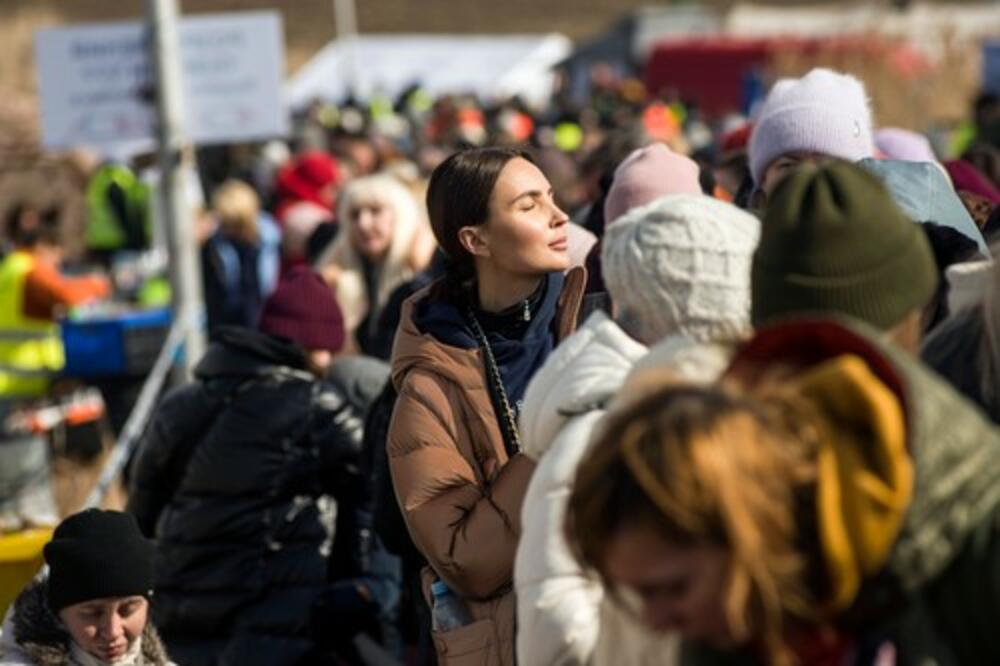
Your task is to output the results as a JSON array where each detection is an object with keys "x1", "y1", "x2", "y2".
[
  {"x1": 333, "y1": 0, "x2": 360, "y2": 99},
  {"x1": 147, "y1": 0, "x2": 205, "y2": 377}
]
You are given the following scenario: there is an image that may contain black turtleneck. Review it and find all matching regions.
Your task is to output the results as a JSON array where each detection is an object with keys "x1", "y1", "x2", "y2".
[{"x1": 471, "y1": 274, "x2": 549, "y2": 340}]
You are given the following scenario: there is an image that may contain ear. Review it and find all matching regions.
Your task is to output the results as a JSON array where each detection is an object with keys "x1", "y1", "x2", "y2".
[{"x1": 457, "y1": 225, "x2": 491, "y2": 259}]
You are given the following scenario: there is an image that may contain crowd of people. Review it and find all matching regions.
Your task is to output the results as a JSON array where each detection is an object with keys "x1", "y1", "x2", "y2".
[{"x1": 1, "y1": 61, "x2": 1000, "y2": 666}]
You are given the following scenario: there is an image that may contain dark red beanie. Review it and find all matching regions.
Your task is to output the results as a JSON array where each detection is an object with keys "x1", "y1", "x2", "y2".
[
  {"x1": 258, "y1": 267, "x2": 345, "y2": 353},
  {"x1": 945, "y1": 159, "x2": 1000, "y2": 205}
]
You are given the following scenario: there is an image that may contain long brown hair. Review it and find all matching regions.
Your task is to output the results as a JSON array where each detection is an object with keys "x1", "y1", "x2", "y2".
[{"x1": 566, "y1": 384, "x2": 823, "y2": 665}]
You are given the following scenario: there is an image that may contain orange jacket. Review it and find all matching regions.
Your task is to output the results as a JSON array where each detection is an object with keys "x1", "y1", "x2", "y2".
[{"x1": 22, "y1": 256, "x2": 110, "y2": 321}]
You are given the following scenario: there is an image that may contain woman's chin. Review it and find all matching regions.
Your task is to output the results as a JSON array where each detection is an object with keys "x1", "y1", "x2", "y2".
[
  {"x1": 551, "y1": 255, "x2": 572, "y2": 272},
  {"x1": 97, "y1": 644, "x2": 127, "y2": 662},
  {"x1": 515, "y1": 253, "x2": 571, "y2": 277}
]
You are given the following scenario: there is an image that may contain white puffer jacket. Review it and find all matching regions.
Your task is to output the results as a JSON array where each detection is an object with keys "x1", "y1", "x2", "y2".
[{"x1": 515, "y1": 311, "x2": 734, "y2": 666}]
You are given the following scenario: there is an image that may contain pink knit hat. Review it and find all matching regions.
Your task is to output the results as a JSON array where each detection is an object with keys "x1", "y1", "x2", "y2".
[{"x1": 603, "y1": 143, "x2": 701, "y2": 224}]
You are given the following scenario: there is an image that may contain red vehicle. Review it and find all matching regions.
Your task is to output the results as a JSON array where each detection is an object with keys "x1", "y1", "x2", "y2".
[{"x1": 643, "y1": 35, "x2": 927, "y2": 118}]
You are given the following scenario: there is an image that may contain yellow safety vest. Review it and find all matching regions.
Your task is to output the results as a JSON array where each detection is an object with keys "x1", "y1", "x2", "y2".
[
  {"x1": 85, "y1": 164, "x2": 151, "y2": 252},
  {"x1": 0, "y1": 252, "x2": 65, "y2": 398}
]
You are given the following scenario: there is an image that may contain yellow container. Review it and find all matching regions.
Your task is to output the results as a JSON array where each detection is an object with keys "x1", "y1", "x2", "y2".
[{"x1": 0, "y1": 528, "x2": 53, "y2": 617}]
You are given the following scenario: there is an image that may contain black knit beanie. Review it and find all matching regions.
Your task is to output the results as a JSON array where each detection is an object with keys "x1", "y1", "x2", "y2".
[
  {"x1": 752, "y1": 161, "x2": 938, "y2": 330},
  {"x1": 43, "y1": 509, "x2": 155, "y2": 612}
]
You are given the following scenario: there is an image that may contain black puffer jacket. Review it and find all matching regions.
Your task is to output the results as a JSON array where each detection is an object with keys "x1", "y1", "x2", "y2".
[{"x1": 127, "y1": 327, "x2": 364, "y2": 666}]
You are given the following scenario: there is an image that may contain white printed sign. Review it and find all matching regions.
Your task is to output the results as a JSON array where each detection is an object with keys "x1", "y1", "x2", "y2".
[{"x1": 35, "y1": 12, "x2": 288, "y2": 150}]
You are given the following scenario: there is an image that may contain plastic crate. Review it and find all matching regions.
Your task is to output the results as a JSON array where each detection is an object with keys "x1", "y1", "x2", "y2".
[{"x1": 62, "y1": 308, "x2": 172, "y2": 377}]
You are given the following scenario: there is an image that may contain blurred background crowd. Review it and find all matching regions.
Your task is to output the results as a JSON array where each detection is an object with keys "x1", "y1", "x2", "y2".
[{"x1": 0, "y1": 1, "x2": 998, "y2": 665}]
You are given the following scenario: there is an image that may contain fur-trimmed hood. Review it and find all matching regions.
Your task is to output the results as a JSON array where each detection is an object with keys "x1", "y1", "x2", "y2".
[{"x1": 0, "y1": 580, "x2": 172, "y2": 666}]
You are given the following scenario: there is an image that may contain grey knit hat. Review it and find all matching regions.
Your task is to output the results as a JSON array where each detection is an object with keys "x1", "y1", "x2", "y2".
[{"x1": 602, "y1": 194, "x2": 761, "y2": 344}]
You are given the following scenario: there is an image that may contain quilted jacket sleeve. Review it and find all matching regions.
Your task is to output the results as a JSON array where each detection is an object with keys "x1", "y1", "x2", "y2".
[
  {"x1": 515, "y1": 411, "x2": 605, "y2": 666},
  {"x1": 388, "y1": 372, "x2": 534, "y2": 601},
  {"x1": 312, "y1": 382, "x2": 366, "y2": 501},
  {"x1": 127, "y1": 382, "x2": 217, "y2": 537}
]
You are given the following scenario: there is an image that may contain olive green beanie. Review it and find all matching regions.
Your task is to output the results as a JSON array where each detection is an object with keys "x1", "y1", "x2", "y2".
[{"x1": 752, "y1": 161, "x2": 938, "y2": 330}]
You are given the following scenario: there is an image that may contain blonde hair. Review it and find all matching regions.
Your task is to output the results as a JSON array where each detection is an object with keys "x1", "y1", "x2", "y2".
[
  {"x1": 211, "y1": 180, "x2": 260, "y2": 244},
  {"x1": 317, "y1": 173, "x2": 434, "y2": 337},
  {"x1": 567, "y1": 383, "x2": 823, "y2": 666}
]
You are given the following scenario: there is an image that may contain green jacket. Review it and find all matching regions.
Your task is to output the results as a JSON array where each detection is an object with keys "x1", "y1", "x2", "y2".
[{"x1": 682, "y1": 318, "x2": 1000, "y2": 666}]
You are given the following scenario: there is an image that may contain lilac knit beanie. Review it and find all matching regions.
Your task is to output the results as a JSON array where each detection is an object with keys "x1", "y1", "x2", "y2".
[{"x1": 749, "y1": 68, "x2": 875, "y2": 186}]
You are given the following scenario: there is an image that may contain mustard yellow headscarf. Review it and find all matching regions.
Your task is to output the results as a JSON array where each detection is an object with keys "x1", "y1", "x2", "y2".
[{"x1": 793, "y1": 354, "x2": 914, "y2": 613}]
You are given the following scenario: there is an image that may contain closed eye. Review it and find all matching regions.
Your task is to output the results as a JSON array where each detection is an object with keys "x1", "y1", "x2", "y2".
[{"x1": 510, "y1": 188, "x2": 552, "y2": 209}]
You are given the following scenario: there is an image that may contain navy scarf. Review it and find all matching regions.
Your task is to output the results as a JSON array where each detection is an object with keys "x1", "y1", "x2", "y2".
[{"x1": 414, "y1": 272, "x2": 564, "y2": 420}]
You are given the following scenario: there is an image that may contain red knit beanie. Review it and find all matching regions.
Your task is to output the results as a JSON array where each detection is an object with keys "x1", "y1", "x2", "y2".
[
  {"x1": 258, "y1": 267, "x2": 345, "y2": 353},
  {"x1": 276, "y1": 150, "x2": 340, "y2": 212}
]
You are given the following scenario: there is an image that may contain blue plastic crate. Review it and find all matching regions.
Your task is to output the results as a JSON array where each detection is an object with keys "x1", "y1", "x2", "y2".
[{"x1": 61, "y1": 308, "x2": 172, "y2": 377}]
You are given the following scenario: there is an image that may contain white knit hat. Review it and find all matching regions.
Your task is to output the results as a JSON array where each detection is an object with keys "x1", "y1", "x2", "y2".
[
  {"x1": 601, "y1": 194, "x2": 761, "y2": 345},
  {"x1": 749, "y1": 68, "x2": 875, "y2": 186}
]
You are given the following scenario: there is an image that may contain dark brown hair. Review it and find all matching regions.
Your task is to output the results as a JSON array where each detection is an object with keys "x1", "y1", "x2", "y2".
[
  {"x1": 425, "y1": 146, "x2": 533, "y2": 286},
  {"x1": 6, "y1": 203, "x2": 61, "y2": 249}
]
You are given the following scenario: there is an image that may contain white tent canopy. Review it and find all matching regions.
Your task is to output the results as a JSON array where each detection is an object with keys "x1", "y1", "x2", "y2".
[
  {"x1": 727, "y1": 2, "x2": 1000, "y2": 59},
  {"x1": 286, "y1": 33, "x2": 572, "y2": 110}
]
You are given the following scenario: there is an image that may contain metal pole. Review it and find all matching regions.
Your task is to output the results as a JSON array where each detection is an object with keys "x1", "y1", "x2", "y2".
[
  {"x1": 333, "y1": 0, "x2": 360, "y2": 98},
  {"x1": 83, "y1": 319, "x2": 187, "y2": 510},
  {"x1": 147, "y1": 0, "x2": 205, "y2": 377}
]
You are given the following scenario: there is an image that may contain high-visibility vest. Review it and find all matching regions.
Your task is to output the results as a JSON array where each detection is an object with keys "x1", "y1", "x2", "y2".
[
  {"x1": 0, "y1": 252, "x2": 65, "y2": 398},
  {"x1": 85, "y1": 163, "x2": 151, "y2": 252}
]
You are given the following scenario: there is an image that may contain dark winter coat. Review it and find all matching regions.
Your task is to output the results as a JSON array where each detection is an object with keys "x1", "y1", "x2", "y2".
[
  {"x1": 359, "y1": 254, "x2": 447, "y2": 361},
  {"x1": 0, "y1": 580, "x2": 172, "y2": 665},
  {"x1": 201, "y1": 232, "x2": 264, "y2": 332},
  {"x1": 921, "y1": 304, "x2": 1000, "y2": 423},
  {"x1": 126, "y1": 327, "x2": 365, "y2": 666}
]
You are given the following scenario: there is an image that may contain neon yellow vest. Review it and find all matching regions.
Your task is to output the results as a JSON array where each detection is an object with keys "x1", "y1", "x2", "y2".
[
  {"x1": 85, "y1": 164, "x2": 151, "y2": 251},
  {"x1": 0, "y1": 252, "x2": 65, "y2": 398}
]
